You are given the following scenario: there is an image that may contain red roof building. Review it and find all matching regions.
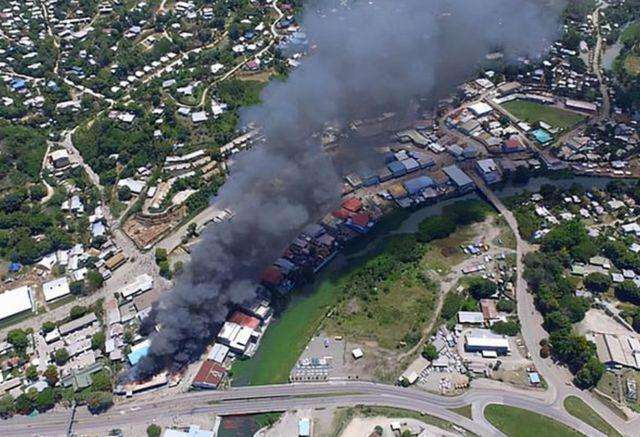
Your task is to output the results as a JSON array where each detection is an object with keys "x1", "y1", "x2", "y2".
[
  {"x1": 332, "y1": 209, "x2": 351, "y2": 220},
  {"x1": 192, "y1": 360, "x2": 227, "y2": 389},
  {"x1": 228, "y1": 311, "x2": 260, "y2": 329},
  {"x1": 351, "y1": 213, "x2": 371, "y2": 228},
  {"x1": 341, "y1": 198, "x2": 362, "y2": 213},
  {"x1": 261, "y1": 266, "x2": 283, "y2": 286}
]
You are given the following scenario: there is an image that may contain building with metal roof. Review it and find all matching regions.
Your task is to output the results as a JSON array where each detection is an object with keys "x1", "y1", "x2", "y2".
[
  {"x1": 0, "y1": 286, "x2": 34, "y2": 321},
  {"x1": 443, "y1": 165, "x2": 474, "y2": 192},
  {"x1": 403, "y1": 176, "x2": 435, "y2": 196},
  {"x1": 43, "y1": 277, "x2": 70, "y2": 302}
]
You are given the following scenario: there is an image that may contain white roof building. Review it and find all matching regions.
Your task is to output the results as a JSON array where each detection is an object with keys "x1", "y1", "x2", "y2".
[
  {"x1": 468, "y1": 101, "x2": 493, "y2": 117},
  {"x1": 43, "y1": 277, "x2": 70, "y2": 302},
  {"x1": 0, "y1": 286, "x2": 34, "y2": 320},
  {"x1": 120, "y1": 274, "x2": 153, "y2": 300},
  {"x1": 458, "y1": 311, "x2": 484, "y2": 324}
]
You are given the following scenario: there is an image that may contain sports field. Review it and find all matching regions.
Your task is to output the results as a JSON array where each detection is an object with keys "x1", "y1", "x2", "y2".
[{"x1": 502, "y1": 99, "x2": 585, "y2": 131}]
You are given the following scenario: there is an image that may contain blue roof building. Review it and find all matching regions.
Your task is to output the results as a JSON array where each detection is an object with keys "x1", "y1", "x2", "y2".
[
  {"x1": 403, "y1": 176, "x2": 435, "y2": 195},
  {"x1": 387, "y1": 160, "x2": 407, "y2": 177},
  {"x1": 443, "y1": 165, "x2": 474, "y2": 191}
]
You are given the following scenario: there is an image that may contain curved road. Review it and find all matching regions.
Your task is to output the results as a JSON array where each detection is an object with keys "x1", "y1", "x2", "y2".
[{"x1": 0, "y1": 381, "x2": 607, "y2": 437}]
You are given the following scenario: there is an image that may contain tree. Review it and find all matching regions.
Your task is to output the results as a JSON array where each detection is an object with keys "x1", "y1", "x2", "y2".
[
  {"x1": 544, "y1": 311, "x2": 571, "y2": 332},
  {"x1": 14, "y1": 393, "x2": 33, "y2": 415},
  {"x1": 43, "y1": 365, "x2": 58, "y2": 387},
  {"x1": 147, "y1": 424, "x2": 162, "y2": 437},
  {"x1": 117, "y1": 185, "x2": 132, "y2": 201},
  {"x1": 422, "y1": 343, "x2": 439, "y2": 361},
  {"x1": 441, "y1": 293, "x2": 464, "y2": 320},
  {"x1": 0, "y1": 394, "x2": 15, "y2": 418},
  {"x1": 41, "y1": 321, "x2": 56, "y2": 334},
  {"x1": 154, "y1": 248, "x2": 167, "y2": 265},
  {"x1": 69, "y1": 305, "x2": 88, "y2": 320},
  {"x1": 466, "y1": 277, "x2": 497, "y2": 300},
  {"x1": 86, "y1": 391, "x2": 113, "y2": 414},
  {"x1": 87, "y1": 270, "x2": 104, "y2": 291},
  {"x1": 491, "y1": 320, "x2": 520, "y2": 336},
  {"x1": 615, "y1": 280, "x2": 640, "y2": 305},
  {"x1": 575, "y1": 356, "x2": 605, "y2": 389},
  {"x1": 584, "y1": 272, "x2": 611, "y2": 293},
  {"x1": 70, "y1": 280, "x2": 85, "y2": 295},
  {"x1": 158, "y1": 260, "x2": 172, "y2": 279},
  {"x1": 92, "y1": 331, "x2": 106, "y2": 353},
  {"x1": 54, "y1": 348, "x2": 69, "y2": 365},
  {"x1": 25, "y1": 365, "x2": 38, "y2": 381},
  {"x1": 7, "y1": 329, "x2": 29, "y2": 352},
  {"x1": 91, "y1": 370, "x2": 112, "y2": 392},
  {"x1": 35, "y1": 388, "x2": 55, "y2": 412},
  {"x1": 29, "y1": 184, "x2": 47, "y2": 202},
  {"x1": 497, "y1": 299, "x2": 515, "y2": 313}
]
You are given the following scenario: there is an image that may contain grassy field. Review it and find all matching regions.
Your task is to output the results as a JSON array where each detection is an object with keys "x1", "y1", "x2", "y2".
[
  {"x1": 563, "y1": 396, "x2": 622, "y2": 437},
  {"x1": 324, "y1": 261, "x2": 438, "y2": 349},
  {"x1": 231, "y1": 279, "x2": 339, "y2": 386},
  {"x1": 484, "y1": 404, "x2": 583, "y2": 437},
  {"x1": 624, "y1": 55, "x2": 640, "y2": 75},
  {"x1": 449, "y1": 404, "x2": 473, "y2": 420},
  {"x1": 502, "y1": 100, "x2": 586, "y2": 131}
]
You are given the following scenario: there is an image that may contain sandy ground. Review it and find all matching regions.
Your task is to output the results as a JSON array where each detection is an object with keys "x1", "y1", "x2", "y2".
[
  {"x1": 576, "y1": 308, "x2": 633, "y2": 336},
  {"x1": 263, "y1": 408, "x2": 335, "y2": 437},
  {"x1": 339, "y1": 416, "x2": 460, "y2": 437}
]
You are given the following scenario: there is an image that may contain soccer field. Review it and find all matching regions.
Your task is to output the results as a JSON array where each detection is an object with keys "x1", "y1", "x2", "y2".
[{"x1": 502, "y1": 100, "x2": 586, "y2": 131}]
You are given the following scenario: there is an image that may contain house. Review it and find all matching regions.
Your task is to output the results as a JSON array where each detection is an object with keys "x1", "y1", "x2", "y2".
[
  {"x1": 50, "y1": 149, "x2": 70, "y2": 168},
  {"x1": 42, "y1": 277, "x2": 70, "y2": 302},
  {"x1": 458, "y1": 311, "x2": 484, "y2": 325},
  {"x1": 502, "y1": 135, "x2": 527, "y2": 153},
  {"x1": 475, "y1": 159, "x2": 502, "y2": 184},
  {"x1": 192, "y1": 360, "x2": 227, "y2": 389},
  {"x1": 480, "y1": 299, "x2": 499, "y2": 323}
]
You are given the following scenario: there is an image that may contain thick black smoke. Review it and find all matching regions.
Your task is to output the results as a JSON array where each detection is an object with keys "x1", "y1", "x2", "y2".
[{"x1": 134, "y1": 0, "x2": 565, "y2": 378}]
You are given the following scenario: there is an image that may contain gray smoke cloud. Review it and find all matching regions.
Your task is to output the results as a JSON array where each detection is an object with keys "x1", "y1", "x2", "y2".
[{"x1": 133, "y1": 0, "x2": 565, "y2": 378}]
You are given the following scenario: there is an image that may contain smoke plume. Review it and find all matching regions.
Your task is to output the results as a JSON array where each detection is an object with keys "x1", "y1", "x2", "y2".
[{"x1": 134, "y1": 0, "x2": 565, "y2": 377}]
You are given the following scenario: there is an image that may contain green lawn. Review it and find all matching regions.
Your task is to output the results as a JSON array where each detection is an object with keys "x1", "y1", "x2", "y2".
[
  {"x1": 563, "y1": 396, "x2": 622, "y2": 437},
  {"x1": 484, "y1": 404, "x2": 583, "y2": 437},
  {"x1": 231, "y1": 280, "x2": 339, "y2": 386},
  {"x1": 502, "y1": 100, "x2": 586, "y2": 131}
]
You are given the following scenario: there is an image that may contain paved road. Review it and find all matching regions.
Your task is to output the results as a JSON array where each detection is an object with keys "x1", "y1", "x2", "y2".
[{"x1": 0, "y1": 381, "x2": 608, "y2": 437}]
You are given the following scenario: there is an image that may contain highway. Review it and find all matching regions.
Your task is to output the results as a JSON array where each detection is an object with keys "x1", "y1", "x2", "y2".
[{"x1": 0, "y1": 381, "x2": 608, "y2": 437}]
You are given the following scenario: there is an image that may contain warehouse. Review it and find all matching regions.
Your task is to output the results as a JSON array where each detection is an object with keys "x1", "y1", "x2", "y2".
[
  {"x1": 217, "y1": 322, "x2": 256, "y2": 354},
  {"x1": 464, "y1": 329, "x2": 510, "y2": 355},
  {"x1": 43, "y1": 277, "x2": 71, "y2": 302},
  {"x1": 468, "y1": 101, "x2": 493, "y2": 117},
  {"x1": 387, "y1": 160, "x2": 407, "y2": 177},
  {"x1": 403, "y1": 176, "x2": 435, "y2": 196},
  {"x1": 443, "y1": 165, "x2": 475, "y2": 192},
  {"x1": 0, "y1": 286, "x2": 34, "y2": 321},
  {"x1": 595, "y1": 333, "x2": 640, "y2": 369}
]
